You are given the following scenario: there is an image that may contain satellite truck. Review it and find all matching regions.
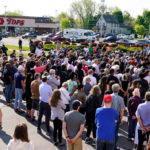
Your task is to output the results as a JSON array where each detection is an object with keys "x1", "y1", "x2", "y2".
[{"x1": 63, "y1": 28, "x2": 98, "y2": 42}]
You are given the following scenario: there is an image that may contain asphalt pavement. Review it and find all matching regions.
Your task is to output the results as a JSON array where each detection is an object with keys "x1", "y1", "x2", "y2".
[{"x1": 0, "y1": 83, "x2": 134, "y2": 150}]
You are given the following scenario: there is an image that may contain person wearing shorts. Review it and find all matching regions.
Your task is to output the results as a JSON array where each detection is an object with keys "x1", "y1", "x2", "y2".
[{"x1": 31, "y1": 73, "x2": 41, "y2": 121}]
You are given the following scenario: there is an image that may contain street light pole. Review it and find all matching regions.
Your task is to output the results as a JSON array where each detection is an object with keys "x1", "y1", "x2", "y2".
[
  {"x1": 100, "y1": 0, "x2": 105, "y2": 39},
  {"x1": 4, "y1": 5, "x2": 7, "y2": 33}
]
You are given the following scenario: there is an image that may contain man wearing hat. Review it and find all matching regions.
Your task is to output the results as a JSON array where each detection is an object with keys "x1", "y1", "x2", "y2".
[
  {"x1": 14, "y1": 65, "x2": 25, "y2": 113},
  {"x1": 63, "y1": 100, "x2": 85, "y2": 150},
  {"x1": 95, "y1": 95, "x2": 119, "y2": 150}
]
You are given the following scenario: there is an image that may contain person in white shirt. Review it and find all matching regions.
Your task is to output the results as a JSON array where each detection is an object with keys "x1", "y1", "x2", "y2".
[
  {"x1": 83, "y1": 69, "x2": 97, "y2": 86},
  {"x1": 92, "y1": 59, "x2": 100, "y2": 75},
  {"x1": 35, "y1": 46, "x2": 42, "y2": 56},
  {"x1": 67, "y1": 60, "x2": 75, "y2": 72},
  {"x1": 60, "y1": 82, "x2": 71, "y2": 112},
  {"x1": 7, "y1": 123, "x2": 34, "y2": 150}
]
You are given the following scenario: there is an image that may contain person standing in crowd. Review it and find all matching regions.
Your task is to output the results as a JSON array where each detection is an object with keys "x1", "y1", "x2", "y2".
[
  {"x1": 63, "y1": 100, "x2": 85, "y2": 150},
  {"x1": 98, "y1": 76, "x2": 108, "y2": 96},
  {"x1": 14, "y1": 65, "x2": 25, "y2": 113},
  {"x1": 147, "y1": 136, "x2": 150, "y2": 150},
  {"x1": 85, "y1": 85, "x2": 103, "y2": 145},
  {"x1": 75, "y1": 63, "x2": 85, "y2": 84},
  {"x1": 49, "y1": 89, "x2": 66, "y2": 146},
  {"x1": 136, "y1": 91, "x2": 150, "y2": 150},
  {"x1": 1, "y1": 44, "x2": 8, "y2": 56},
  {"x1": 31, "y1": 73, "x2": 41, "y2": 121},
  {"x1": 60, "y1": 82, "x2": 71, "y2": 112},
  {"x1": 83, "y1": 69, "x2": 97, "y2": 86},
  {"x1": 24, "y1": 73, "x2": 32, "y2": 118},
  {"x1": 84, "y1": 77, "x2": 92, "y2": 96},
  {"x1": 120, "y1": 74, "x2": 130, "y2": 107},
  {"x1": 0, "y1": 105, "x2": 2, "y2": 127},
  {"x1": 111, "y1": 84, "x2": 125, "y2": 150},
  {"x1": 92, "y1": 59, "x2": 100, "y2": 75},
  {"x1": 95, "y1": 94, "x2": 119, "y2": 150},
  {"x1": 18, "y1": 38, "x2": 22, "y2": 49},
  {"x1": 73, "y1": 84, "x2": 86, "y2": 114},
  {"x1": 7, "y1": 123, "x2": 34, "y2": 150},
  {"x1": 107, "y1": 68, "x2": 119, "y2": 84},
  {"x1": 127, "y1": 88, "x2": 142, "y2": 141},
  {"x1": 3, "y1": 63, "x2": 14, "y2": 106},
  {"x1": 37, "y1": 76, "x2": 52, "y2": 135},
  {"x1": 48, "y1": 69, "x2": 60, "y2": 91}
]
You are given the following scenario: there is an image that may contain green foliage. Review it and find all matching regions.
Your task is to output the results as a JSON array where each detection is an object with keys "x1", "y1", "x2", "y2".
[
  {"x1": 117, "y1": 45, "x2": 142, "y2": 52},
  {"x1": 57, "y1": 12, "x2": 68, "y2": 21},
  {"x1": 6, "y1": 45, "x2": 30, "y2": 51},
  {"x1": 71, "y1": 0, "x2": 99, "y2": 29},
  {"x1": 112, "y1": 9, "x2": 124, "y2": 23},
  {"x1": 5, "y1": 10, "x2": 23, "y2": 16},
  {"x1": 134, "y1": 24, "x2": 147, "y2": 36},
  {"x1": 60, "y1": 18, "x2": 72, "y2": 30}
]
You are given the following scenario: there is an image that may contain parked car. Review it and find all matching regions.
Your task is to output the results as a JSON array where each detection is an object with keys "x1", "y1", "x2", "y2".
[
  {"x1": 103, "y1": 36, "x2": 117, "y2": 42},
  {"x1": 116, "y1": 39, "x2": 135, "y2": 45},
  {"x1": 0, "y1": 33, "x2": 2, "y2": 41},
  {"x1": 41, "y1": 33, "x2": 55, "y2": 41},
  {"x1": 52, "y1": 36, "x2": 67, "y2": 41},
  {"x1": 136, "y1": 40, "x2": 150, "y2": 44},
  {"x1": 104, "y1": 33, "x2": 114, "y2": 38},
  {"x1": 2, "y1": 32, "x2": 10, "y2": 38},
  {"x1": 144, "y1": 35, "x2": 150, "y2": 40},
  {"x1": 22, "y1": 33, "x2": 37, "y2": 39}
]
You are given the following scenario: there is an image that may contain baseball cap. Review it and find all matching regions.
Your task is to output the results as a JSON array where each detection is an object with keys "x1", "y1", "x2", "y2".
[
  {"x1": 72, "y1": 100, "x2": 81, "y2": 110},
  {"x1": 18, "y1": 65, "x2": 24, "y2": 71},
  {"x1": 103, "y1": 95, "x2": 112, "y2": 102}
]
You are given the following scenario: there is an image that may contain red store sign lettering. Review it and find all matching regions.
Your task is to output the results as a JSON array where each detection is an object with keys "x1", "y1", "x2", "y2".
[{"x1": 0, "y1": 17, "x2": 25, "y2": 26}]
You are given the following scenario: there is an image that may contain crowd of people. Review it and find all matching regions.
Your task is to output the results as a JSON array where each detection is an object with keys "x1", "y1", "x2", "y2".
[{"x1": 0, "y1": 41, "x2": 150, "y2": 150}]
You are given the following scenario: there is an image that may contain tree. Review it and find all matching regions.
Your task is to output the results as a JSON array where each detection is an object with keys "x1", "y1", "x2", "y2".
[
  {"x1": 71, "y1": 0, "x2": 98, "y2": 29},
  {"x1": 143, "y1": 9, "x2": 150, "y2": 29},
  {"x1": 136, "y1": 15, "x2": 145, "y2": 26},
  {"x1": 5, "y1": 10, "x2": 23, "y2": 16},
  {"x1": 57, "y1": 12, "x2": 68, "y2": 21},
  {"x1": 135, "y1": 24, "x2": 147, "y2": 37},
  {"x1": 60, "y1": 18, "x2": 72, "y2": 30},
  {"x1": 112, "y1": 9, "x2": 124, "y2": 23}
]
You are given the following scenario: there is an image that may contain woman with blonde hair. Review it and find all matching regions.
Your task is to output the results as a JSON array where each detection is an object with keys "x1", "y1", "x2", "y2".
[
  {"x1": 49, "y1": 89, "x2": 66, "y2": 146},
  {"x1": 7, "y1": 123, "x2": 34, "y2": 150},
  {"x1": 85, "y1": 85, "x2": 103, "y2": 145}
]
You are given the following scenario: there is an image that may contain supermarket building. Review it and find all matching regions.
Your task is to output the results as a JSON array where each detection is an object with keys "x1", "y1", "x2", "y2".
[{"x1": 0, "y1": 15, "x2": 57, "y2": 34}]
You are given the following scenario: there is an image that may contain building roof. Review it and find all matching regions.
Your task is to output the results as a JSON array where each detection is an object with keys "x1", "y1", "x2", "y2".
[{"x1": 103, "y1": 14, "x2": 119, "y2": 24}]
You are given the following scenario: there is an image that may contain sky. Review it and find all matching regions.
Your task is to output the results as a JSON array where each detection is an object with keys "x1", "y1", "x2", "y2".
[{"x1": 0, "y1": 0, "x2": 150, "y2": 18}]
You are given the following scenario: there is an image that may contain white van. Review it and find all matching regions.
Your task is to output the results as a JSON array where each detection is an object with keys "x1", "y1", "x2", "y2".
[{"x1": 63, "y1": 28, "x2": 97, "y2": 41}]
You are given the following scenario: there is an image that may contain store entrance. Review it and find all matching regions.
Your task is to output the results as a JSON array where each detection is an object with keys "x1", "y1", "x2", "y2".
[{"x1": 7, "y1": 27, "x2": 15, "y2": 36}]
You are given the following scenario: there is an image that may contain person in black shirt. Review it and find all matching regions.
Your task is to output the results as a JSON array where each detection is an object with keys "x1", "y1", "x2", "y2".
[
  {"x1": 76, "y1": 63, "x2": 84, "y2": 84},
  {"x1": 3, "y1": 63, "x2": 14, "y2": 106},
  {"x1": 1, "y1": 44, "x2": 8, "y2": 56},
  {"x1": 107, "y1": 68, "x2": 119, "y2": 84},
  {"x1": 18, "y1": 38, "x2": 22, "y2": 49}
]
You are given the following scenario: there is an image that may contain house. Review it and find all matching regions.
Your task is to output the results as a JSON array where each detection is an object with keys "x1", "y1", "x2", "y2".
[{"x1": 96, "y1": 14, "x2": 131, "y2": 36}]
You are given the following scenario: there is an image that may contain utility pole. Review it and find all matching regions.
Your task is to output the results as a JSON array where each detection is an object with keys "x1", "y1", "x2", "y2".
[
  {"x1": 100, "y1": 0, "x2": 105, "y2": 39},
  {"x1": 4, "y1": 5, "x2": 7, "y2": 33}
]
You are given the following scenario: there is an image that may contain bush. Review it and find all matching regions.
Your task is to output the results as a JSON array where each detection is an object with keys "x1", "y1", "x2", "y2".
[
  {"x1": 45, "y1": 41, "x2": 53, "y2": 44},
  {"x1": 63, "y1": 41, "x2": 70, "y2": 45},
  {"x1": 80, "y1": 42, "x2": 89, "y2": 46}
]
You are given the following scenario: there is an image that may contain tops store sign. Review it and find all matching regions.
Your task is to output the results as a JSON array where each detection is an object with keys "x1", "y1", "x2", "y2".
[{"x1": 0, "y1": 17, "x2": 35, "y2": 27}]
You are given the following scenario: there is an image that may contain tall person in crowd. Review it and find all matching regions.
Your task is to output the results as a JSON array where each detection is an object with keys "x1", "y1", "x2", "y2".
[
  {"x1": 3, "y1": 63, "x2": 14, "y2": 106},
  {"x1": 49, "y1": 89, "x2": 66, "y2": 146},
  {"x1": 14, "y1": 65, "x2": 25, "y2": 113},
  {"x1": 37, "y1": 76, "x2": 52, "y2": 135},
  {"x1": 111, "y1": 84, "x2": 125, "y2": 150},
  {"x1": 136, "y1": 92, "x2": 150, "y2": 150},
  {"x1": 85, "y1": 85, "x2": 103, "y2": 145},
  {"x1": 63, "y1": 100, "x2": 85, "y2": 150},
  {"x1": 95, "y1": 95, "x2": 119, "y2": 150},
  {"x1": 31, "y1": 73, "x2": 41, "y2": 121}
]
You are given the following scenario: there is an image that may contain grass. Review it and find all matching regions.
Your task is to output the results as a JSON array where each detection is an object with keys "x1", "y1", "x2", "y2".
[
  {"x1": 6, "y1": 45, "x2": 30, "y2": 51},
  {"x1": 7, "y1": 50, "x2": 28, "y2": 58}
]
